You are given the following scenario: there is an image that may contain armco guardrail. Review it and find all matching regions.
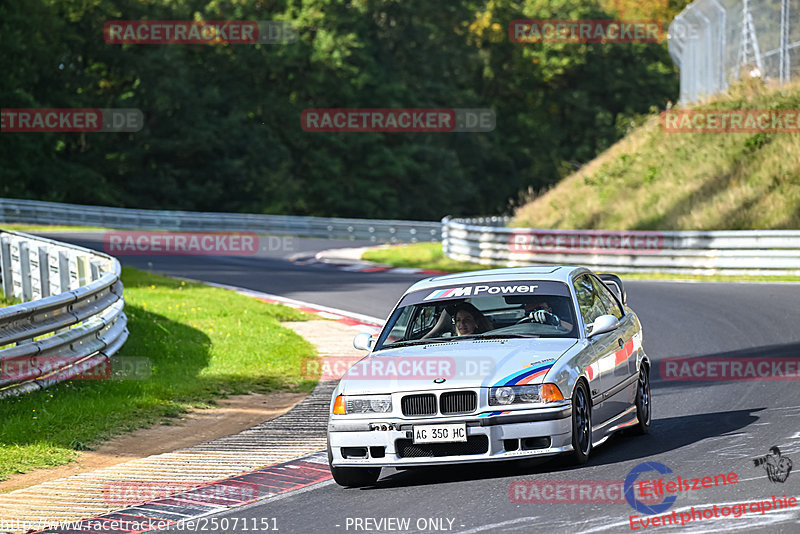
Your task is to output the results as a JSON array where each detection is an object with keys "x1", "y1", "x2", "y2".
[
  {"x1": 443, "y1": 217, "x2": 800, "y2": 276},
  {"x1": 0, "y1": 198, "x2": 440, "y2": 243},
  {"x1": 4, "y1": 199, "x2": 798, "y2": 275},
  {"x1": 0, "y1": 230, "x2": 127, "y2": 399}
]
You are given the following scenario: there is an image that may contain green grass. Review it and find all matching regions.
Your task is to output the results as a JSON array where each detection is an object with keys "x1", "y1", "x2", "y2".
[
  {"x1": 363, "y1": 243, "x2": 494, "y2": 273},
  {"x1": 362, "y1": 243, "x2": 800, "y2": 282},
  {"x1": 512, "y1": 78, "x2": 800, "y2": 231},
  {"x1": 0, "y1": 291, "x2": 21, "y2": 308},
  {"x1": 1, "y1": 223, "x2": 109, "y2": 232},
  {"x1": 0, "y1": 267, "x2": 316, "y2": 481}
]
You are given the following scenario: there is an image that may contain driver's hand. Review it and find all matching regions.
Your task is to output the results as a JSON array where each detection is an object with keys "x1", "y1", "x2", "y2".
[{"x1": 530, "y1": 310, "x2": 559, "y2": 326}]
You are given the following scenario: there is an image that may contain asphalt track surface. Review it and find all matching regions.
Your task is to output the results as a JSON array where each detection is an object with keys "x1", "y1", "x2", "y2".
[{"x1": 36, "y1": 232, "x2": 800, "y2": 533}]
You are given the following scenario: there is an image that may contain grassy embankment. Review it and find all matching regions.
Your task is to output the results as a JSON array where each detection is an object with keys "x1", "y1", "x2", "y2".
[
  {"x1": 365, "y1": 80, "x2": 800, "y2": 281},
  {"x1": 0, "y1": 267, "x2": 316, "y2": 481}
]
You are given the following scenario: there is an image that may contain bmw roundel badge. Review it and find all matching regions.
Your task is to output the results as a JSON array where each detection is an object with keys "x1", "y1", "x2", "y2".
[{"x1": 433, "y1": 377, "x2": 446, "y2": 384}]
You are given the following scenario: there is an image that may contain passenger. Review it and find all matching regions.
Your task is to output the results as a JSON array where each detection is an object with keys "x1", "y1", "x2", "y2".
[{"x1": 451, "y1": 302, "x2": 493, "y2": 336}]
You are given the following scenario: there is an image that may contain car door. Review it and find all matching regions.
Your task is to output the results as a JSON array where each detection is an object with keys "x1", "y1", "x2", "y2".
[
  {"x1": 572, "y1": 274, "x2": 618, "y2": 425},
  {"x1": 587, "y1": 275, "x2": 638, "y2": 419}
]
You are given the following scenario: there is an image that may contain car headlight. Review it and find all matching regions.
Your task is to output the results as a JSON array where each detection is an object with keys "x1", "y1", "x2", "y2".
[
  {"x1": 489, "y1": 384, "x2": 563, "y2": 406},
  {"x1": 332, "y1": 395, "x2": 393, "y2": 414},
  {"x1": 492, "y1": 386, "x2": 517, "y2": 405}
]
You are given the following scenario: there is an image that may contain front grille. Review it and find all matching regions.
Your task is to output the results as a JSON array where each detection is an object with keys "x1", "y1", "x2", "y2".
[
  {"x1": 440, "y1": 391, "x2": 477, "y2": 415},
  {"x1": 396, "y1": 435, "x2": 489, "y2": 458},
  {"x1": 401, "y1": 394, "x2": 437, "y2": 416}
]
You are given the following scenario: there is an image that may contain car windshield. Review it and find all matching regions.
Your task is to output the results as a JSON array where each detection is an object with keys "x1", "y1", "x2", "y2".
[{"x1": 374, "y1": 281, "x2": 577, "y2": 350}]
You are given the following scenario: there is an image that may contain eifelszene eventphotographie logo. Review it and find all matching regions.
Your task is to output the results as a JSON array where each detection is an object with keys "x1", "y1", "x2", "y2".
[
  {"x1": 624, "y1": 462, "x2": 678, "y2": 515},
  {"x1": 753, "y1": 446, "x2": 793, "y2": 483}
]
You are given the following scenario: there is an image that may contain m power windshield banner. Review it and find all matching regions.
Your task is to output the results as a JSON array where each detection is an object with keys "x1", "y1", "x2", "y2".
[{"x1": 400, "y1": 281, "x2": 570, "y2": 306}]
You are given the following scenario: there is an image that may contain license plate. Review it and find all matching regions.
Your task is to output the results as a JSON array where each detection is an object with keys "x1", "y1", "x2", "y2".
[{"x1": 412, "y1": 423, "x2": 467, "y2": 444}]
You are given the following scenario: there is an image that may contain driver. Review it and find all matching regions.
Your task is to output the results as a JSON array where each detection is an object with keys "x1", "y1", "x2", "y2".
[{"x1": 523, "y1": 298, "x2": 573, "y2": 331}]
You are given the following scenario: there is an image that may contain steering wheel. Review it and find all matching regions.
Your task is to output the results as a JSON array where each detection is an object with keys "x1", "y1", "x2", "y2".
[{"x1": 516, "y1": 310, "x2": 560, "y2": 326}]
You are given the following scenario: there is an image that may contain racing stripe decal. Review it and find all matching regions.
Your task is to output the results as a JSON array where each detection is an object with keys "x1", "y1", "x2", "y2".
[
  {"x1": 614, "y1": 339, "x2": 634, "y2": 366},
  {"x1": 494, "y1": 362, "x2": 555, "y2": 387},
  {"x1": 516, "y1": 368, "x2": 551, "y2": 385},
  {"x1": 495, "y1": 365, "x2": 542, "y2": 386},
  {"x1": 588, "y1": 336, "x2": 639, "y2": 381},
  {"x1": 423, "y1": 287, "x2": 462, "y2": 300}
]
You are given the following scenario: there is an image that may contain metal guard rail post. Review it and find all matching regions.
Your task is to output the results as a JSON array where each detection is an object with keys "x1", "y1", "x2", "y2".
[
  {"x1": 442, "y1": 217, "x2": 800, "y2": 276},
  {"x1": 0, "y1": 198, "x2": 441, "y2": 243},
  {"x1": 0, "y1": 230, "x2": 128, "y2": 399}
]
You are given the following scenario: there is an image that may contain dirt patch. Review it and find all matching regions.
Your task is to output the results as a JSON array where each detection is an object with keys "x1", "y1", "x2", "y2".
[{"x1": 0, "y1": 391, "x2": 307, "y2": 494}]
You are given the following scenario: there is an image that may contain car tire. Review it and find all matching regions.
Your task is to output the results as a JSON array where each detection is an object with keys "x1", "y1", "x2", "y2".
[
  {"x1": 630, "y1": 365, "x2": 651, "y2": 435},
  {"x1": 328, "y1": 443, "x2": 381, "y2": 488},
  {"x1": 570, "y1": 380, "x2": 592, "y2": 465}
]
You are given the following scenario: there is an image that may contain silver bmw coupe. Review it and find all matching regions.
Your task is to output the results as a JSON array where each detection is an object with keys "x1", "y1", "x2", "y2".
[{"x1": 327, "y1": 266, "x2": 651, "y2": 487}]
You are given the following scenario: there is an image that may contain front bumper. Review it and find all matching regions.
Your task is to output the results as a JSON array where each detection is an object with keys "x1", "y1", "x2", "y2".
[{"x1": 328, "y1": 405, "x2": 573, "y2": 467}]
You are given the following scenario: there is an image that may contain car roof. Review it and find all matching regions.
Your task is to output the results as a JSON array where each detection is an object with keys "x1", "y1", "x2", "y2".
[{"x1": 404, "y1": 265, "x2": 590, "y2": 296}]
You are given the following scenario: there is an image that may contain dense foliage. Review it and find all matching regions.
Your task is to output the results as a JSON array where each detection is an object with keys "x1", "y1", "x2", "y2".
[{"x1": 1, "y1": 0, "x2": 682, "y2": 219}]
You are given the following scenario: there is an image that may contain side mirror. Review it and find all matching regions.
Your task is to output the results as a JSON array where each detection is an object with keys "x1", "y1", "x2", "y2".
[
  {"x1": 353, "y1": 332, "x2": 375, "y2": 351},
  {"x1": 587, "y1": 315, "x2": 620, "y2": 338}
]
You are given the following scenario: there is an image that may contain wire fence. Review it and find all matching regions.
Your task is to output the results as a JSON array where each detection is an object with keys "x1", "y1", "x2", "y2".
[{"x1": 668, "y1": 0, "x2": 800, "y2": 103}]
